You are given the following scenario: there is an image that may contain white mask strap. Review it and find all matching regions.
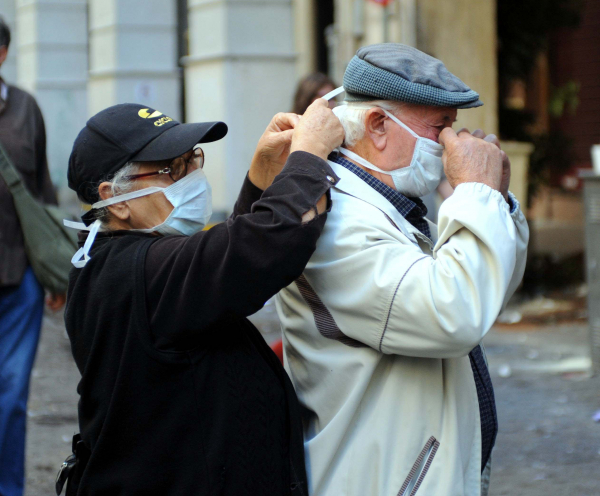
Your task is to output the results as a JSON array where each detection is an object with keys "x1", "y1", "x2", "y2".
[
  {"x1": 70, "y1": 219, "x2": 102, "y2": 268},
  {"x1": 322, "y1": 86, "x2": 345, "y2": 102},
  {"x1": 339, "y1": 147, "x2": 390, "y2": 176},
  {"x1": 92, "y1": 186, "x2": 165, "y2": 209},
  {"x1": 381, "y1": 109, "x2": 420, "y2": 139}
]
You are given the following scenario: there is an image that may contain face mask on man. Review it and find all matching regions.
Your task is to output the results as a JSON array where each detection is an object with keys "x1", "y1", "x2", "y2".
[
  {"x1": 338, "y1": 108, "x2": 445, "y2": 198},
  {"x1": 66, "y1": 167, "x2": 212, "y2": 267}
]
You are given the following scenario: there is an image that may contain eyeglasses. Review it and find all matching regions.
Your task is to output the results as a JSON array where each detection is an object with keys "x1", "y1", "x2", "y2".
[{"x1": 123, "y1": 146, "x2": 205, "y2": 183}]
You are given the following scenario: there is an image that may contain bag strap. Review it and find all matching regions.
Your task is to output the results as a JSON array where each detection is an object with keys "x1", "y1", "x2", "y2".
[{"x1": 0, "y1": 140, "x2": 25, "y2": 190}]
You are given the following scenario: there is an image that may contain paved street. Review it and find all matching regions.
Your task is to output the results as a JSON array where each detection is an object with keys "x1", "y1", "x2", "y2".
[
  {"x1": 484, "y1": 324, "x2": 600, "y2": 495},
  {"x1": 25, "y1": 310, "x2": 600, "y2": 495}
]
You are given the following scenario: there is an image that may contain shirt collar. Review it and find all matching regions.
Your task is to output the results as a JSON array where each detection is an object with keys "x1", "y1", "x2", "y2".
[{"x1": 330, "y1": 153, "x2": 427, "y2": 221}]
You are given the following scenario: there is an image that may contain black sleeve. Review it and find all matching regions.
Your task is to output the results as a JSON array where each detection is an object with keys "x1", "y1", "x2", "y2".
[
  {"x1": 231, "y1": 173, "x2": 264, "y2": 219},
  {"x1": 145, "y1": 151, "x2": 339, "y2": 350}
]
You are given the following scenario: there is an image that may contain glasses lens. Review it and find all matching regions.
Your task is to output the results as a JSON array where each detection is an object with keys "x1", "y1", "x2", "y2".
[
  {"x1": 168, "y1": 157, "x2": 186, "y2": 182},
  {"x1": 168, "y1": 148, "x2": 204, "y2": 181},
  {"x1": 193, "y1": 146, "x2": 204, "y2": 169}
]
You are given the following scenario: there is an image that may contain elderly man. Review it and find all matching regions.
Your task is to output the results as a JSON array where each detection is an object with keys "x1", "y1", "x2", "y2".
[{"x1": 276, "y1": 44, "x2": 528, "y2": 496}]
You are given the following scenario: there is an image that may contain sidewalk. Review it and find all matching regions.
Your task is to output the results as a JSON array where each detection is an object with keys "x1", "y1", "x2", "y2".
[
  {"x1": 24, "y1": 310, "x2": 600, "y2": 495},
  {"x1": 484, "y1": 323, "x2": 600, "y2": 495}
]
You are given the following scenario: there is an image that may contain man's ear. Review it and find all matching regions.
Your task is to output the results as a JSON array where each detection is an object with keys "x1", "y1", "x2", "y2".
[
  {"x1": 98, "y1": 182, "x2": 130, "y2": 221},
  {"x1": 0, "y1": 46, "x2": 7, "y2": 67},
  {"x1": 365, "y1": 108, "x2": 388, "y2": 151}
]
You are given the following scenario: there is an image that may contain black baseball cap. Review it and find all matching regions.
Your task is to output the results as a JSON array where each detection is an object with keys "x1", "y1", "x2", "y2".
[{"x1": 68, "y1": 103, "x2": 228, "y2": 204}]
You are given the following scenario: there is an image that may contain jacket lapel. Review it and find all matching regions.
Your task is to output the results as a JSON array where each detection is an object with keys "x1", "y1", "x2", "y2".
[{"x1": 328, "y1": 160, "x2": 436, "y2": 248}]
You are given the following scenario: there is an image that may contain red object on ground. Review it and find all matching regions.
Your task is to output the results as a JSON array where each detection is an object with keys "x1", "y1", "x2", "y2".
[
  {"x1": 368, "y1": 0, "x2": 393, "y2": 6},
  {"x1": 271, "y1": 339, "x2": 284, "y2": 364}
]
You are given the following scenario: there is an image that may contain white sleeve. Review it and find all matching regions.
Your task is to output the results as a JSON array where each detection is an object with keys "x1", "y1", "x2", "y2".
[{"x1": 309, "y1": 182, "x2": 529, "y2": 359}]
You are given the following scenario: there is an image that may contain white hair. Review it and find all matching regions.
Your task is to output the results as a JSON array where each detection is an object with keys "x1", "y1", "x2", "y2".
[
  {"x1": 335, "y1": 100, "x2": 405, "y2": 147},
  {"x1": 94, "y1": 162, "x2": 140, "y2": 226}
]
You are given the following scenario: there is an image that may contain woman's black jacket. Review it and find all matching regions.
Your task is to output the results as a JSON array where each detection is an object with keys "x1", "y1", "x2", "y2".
[{"x1": 64, "y1": 152, "x2": 339, "y2": 495}]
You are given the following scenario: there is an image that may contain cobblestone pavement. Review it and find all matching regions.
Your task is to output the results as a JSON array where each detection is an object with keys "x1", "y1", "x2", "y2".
[{"x1": 24, "y1": 310, "x2": 600, "y2": 495}]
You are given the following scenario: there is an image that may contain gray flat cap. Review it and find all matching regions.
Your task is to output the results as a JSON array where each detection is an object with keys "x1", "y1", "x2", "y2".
[{"x1": 343, "y1": 43, "x2": 483, "y2": 109}]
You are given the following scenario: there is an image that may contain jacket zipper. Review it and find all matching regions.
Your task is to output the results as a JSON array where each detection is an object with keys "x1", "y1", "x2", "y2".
[{"x1": 397, "y1": 436, "x2": 440, "y2": 496}]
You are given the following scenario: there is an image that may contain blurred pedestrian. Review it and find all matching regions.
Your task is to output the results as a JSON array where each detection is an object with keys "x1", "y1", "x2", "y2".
[
  {"x1": 57, "y1": 99, "x2": 343, "y2": 495},
  {"x1": 0, "y1": 17, "x2": 65, "y2": 496},
  {"x1": 277, "y1": 44, "x2": 529, "y2": 496},
  {"x1": 292, "y1": 72, "x2": 337, "y2": 114}
]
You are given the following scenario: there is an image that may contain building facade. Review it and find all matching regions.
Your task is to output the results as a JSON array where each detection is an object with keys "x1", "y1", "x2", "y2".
[{"x1": 0, "y1": 0, "x2": 499, "y2": 216}]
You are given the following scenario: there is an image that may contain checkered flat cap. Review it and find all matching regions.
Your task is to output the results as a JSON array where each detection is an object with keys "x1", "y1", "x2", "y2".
[{"x1": 343, "y1": 43, "x2": 483, "y2": 109}]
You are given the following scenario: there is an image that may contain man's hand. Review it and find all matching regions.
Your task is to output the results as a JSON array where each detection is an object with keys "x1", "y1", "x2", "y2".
[
  {"x1": 45, "y1": 292, "x2": 66, "y2": 312},
  {"x1": 439, "y1": 128, "x2": 508, "y2": 201},
  {"x1": 249, "y1": 112, "x2": 301, "y2": 191},
  {"x1": 469, "y1": 129, "x2": 512, "y2": 200},
  {"x1": 290, "y1": 99, "x2": 344, "y2": 161}
]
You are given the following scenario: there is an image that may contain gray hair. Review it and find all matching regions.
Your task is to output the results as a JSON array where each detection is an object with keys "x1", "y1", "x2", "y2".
[
  {"x1": 93, "y1": 162, "x2": 140, "y2": 226},
  {"x1": 335, "y1": 100, "x2": 405, "y2": 147},
  {"x1": 0, "y1": 16, "x2": 10, "y2": 49}
]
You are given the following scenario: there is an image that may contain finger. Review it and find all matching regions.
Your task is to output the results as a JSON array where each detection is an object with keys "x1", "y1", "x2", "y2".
[
  {"x1": 471, "y1": 129, "x2": 486, "y2": 139},
  {"x1": 456, "y1": 127, "x2": 470, "y2": 137},
  {"x1": 272, "y1": 112, "x2": 300, "y2": 132},
  {"x1": 306, "y1": 98, "x2": 328, "y2": 112},
  {"x1": 439, "y1": 127, "x2": 458, "y2": 147},
  {"x1": 500, "y1": 150, "x2": 510, "y2": 168},
  {"x1": 269, "y1": 129, "x2": 295, "y2": 148},
  {"x1": 483, "y1": 133, "x2": 500, "y2": 149}
]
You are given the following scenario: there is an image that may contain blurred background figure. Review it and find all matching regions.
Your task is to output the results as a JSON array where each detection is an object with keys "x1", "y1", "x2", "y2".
[
  {"x1": 292, "y1": 72, "x2": 337, "y2": 114},
  {"x1": 0, "y1": 16, "x2": 65, "y2": 496}
]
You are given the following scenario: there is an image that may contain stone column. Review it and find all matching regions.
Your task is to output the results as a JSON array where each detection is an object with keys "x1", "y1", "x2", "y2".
[
  {"x1": 0, "y1": 0, "x2": 17, "y2": 84},
  {"x1": 15, "y1": 0, "x2": 88, "y2": 195},
  {"x1": 292, "y1": 0, "x2": 315, "y2": 77},
  {"x1": 88, "y1": 0, "x2": 180, "y2": 119},
  {"x1": 417, "y1": 0, "x2": 498, "y2": 134},
  {"x1": 184, "y1": 0, "x2": 296, "y2": 216}
]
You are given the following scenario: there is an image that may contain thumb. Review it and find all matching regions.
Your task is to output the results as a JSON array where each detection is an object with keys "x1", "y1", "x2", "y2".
[
  {"x1": 270, "y1": 128, "x2": 295, "y2": 147},
  {"x1": 438, "y1": 127, "x2": 458, "y2": 148},
  {"x1": 306, "y1": 98, "x2": 328, "y2": 112}
]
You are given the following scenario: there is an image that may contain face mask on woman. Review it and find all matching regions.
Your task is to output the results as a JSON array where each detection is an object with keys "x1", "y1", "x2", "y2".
[
  {"x1": 66, "y1": 168, "x2": 212, "y2": 268},
  {"x1": 339, "y1": 109, "x2": 445, "y2": 198}
]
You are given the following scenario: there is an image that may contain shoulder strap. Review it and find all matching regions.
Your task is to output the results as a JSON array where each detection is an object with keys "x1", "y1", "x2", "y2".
[{"x1": 0, "y1": 140, "x2": 24, "y2": 189}]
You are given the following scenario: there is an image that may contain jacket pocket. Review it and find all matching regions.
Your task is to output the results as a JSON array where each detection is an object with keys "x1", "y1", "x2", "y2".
[{"x1": 396, "y1": 436, "x2": 440, "y2": 496}]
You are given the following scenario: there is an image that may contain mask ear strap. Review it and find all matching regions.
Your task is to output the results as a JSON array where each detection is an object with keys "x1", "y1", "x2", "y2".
[
  {"x1": 71, "y1": 220, "x2": 102, "y2": 268},
  {"x1": 339, "y1": 147, "x2": 392, "y2": 176},
  {"x1": 322, "y1": 86, "x2": 345, "y2": 102},
  {"x1": 381, "y1": 109, "x2": 420, "y2": 139},
  {"x1": 92, "y1": 186, "x2": 165, "y2": 209}
]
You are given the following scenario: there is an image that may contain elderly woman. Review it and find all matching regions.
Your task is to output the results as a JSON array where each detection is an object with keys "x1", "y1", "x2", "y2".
[{"x1": 59, "y1": 100, "x2": 343, "y2": 496}]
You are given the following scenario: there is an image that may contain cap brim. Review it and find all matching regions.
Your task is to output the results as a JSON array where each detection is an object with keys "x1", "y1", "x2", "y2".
[
  {"x1": 454, "y1": 99, "x2": 484, "y2": 109},
  {"x1": 131, "y1": 121, "x2": 228, "y2": 162}
]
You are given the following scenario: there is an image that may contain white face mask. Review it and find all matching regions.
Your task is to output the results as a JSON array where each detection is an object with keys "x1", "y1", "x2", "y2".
[
  {"x1": 65, "y1": 168, "x2": 212, "y2": 267},
  {"x1": 339, "y1": 108, "x2": 445, "y2": 198}
]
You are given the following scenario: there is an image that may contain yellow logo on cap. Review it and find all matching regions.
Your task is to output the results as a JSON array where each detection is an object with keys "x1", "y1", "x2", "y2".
[
  {"x1": 138, "y1": 109, "x2": 163, "y2": 119},
  {"x1": 138, "y1": 108, "x2": 173, "y2": 127}
]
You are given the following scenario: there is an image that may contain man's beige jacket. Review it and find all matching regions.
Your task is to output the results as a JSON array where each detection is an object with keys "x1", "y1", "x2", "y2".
[{"x1": 276, "y1": 161, "x2": 529, "y2": 496}]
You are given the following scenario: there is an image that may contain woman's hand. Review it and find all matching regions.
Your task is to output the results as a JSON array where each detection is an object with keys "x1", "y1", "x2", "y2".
[
  {"x1": 290, "y1": 99, "x2": 345, "y2": 161},
  {"x1": 249, "y1": 112, "x2": 301, "y2": 191},
  {"x1": 46, "y1": 292, "x2": 66, "y2": 312}
]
